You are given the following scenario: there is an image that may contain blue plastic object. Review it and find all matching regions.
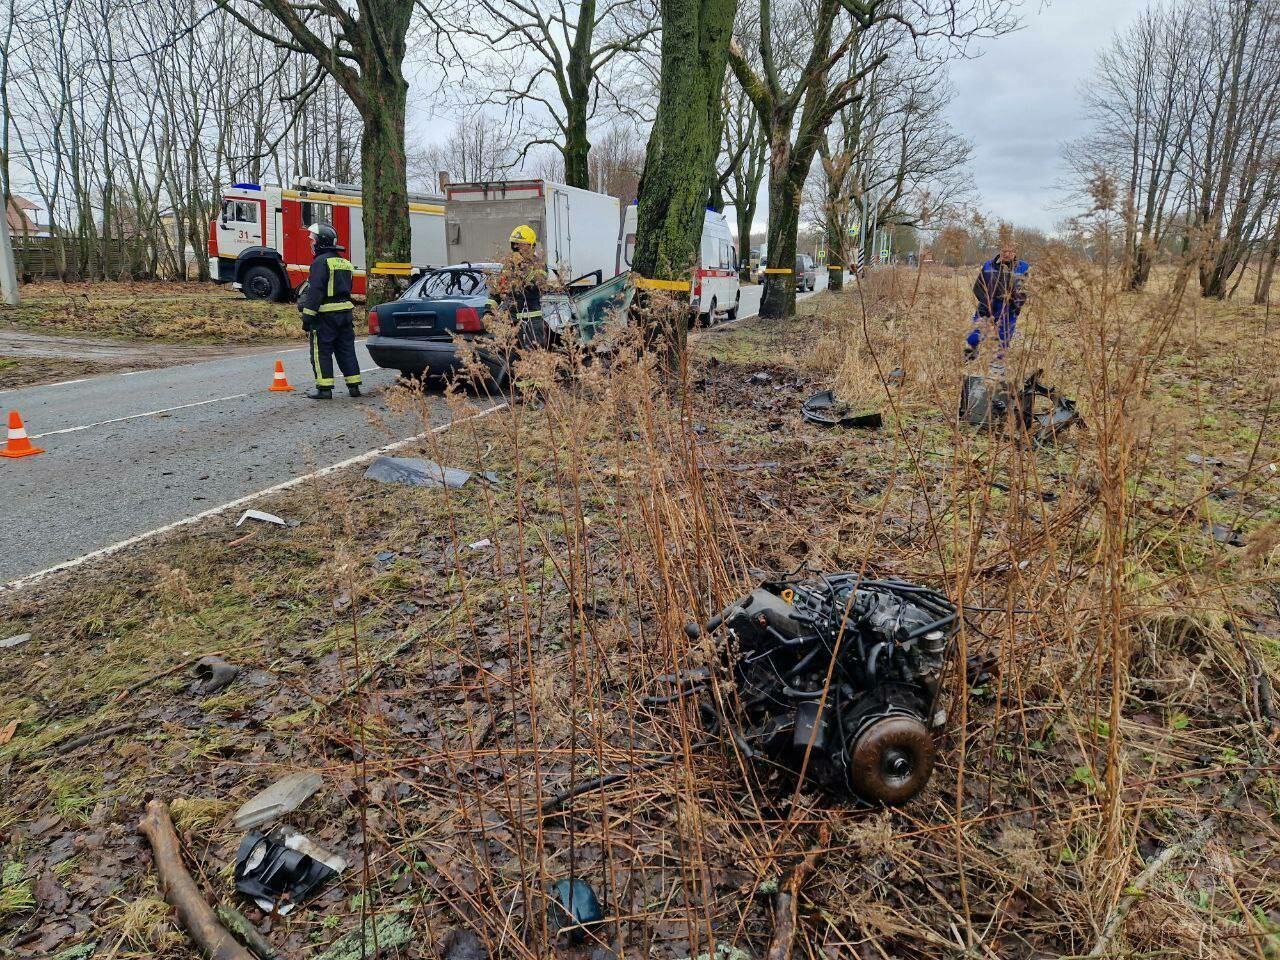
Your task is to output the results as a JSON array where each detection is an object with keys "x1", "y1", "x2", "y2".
[{"x1": 548, "y1": 878, "x2": 603, "y2": 938}]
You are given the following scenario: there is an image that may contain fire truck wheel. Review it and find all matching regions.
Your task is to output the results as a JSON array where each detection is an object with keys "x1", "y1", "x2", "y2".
[{"x1": 242, "y1": 264, "x2": 285, "y2": 302}]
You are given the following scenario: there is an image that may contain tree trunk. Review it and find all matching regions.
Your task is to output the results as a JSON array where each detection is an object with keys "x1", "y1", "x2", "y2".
[
  {"x1": 1126, "y1": 243, "x2": 1152, "y2": 290},
  {"x1": 1254, "y1": 228, "x2": 1279, "y2": 305},
  {"x1": 633, "y1": 0, "x2": 738, "y2": 358},
  {"x1": 760, "y1": 167, "x2": 801, "y2": 318},
  {"x1": 358, "y1": 67, "x2": 410, "y2": 308},
  {"x1": 562, "y1": 83, "x2": 591, "y2": 189}
]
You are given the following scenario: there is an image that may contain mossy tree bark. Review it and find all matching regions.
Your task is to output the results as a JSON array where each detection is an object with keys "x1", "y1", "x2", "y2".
[
  {"x1": 215, "y1": 0, "x2": 415, "y2": 307},
  {"x1": 632, "y1": 0, "x2": 738, "y2": 359}
]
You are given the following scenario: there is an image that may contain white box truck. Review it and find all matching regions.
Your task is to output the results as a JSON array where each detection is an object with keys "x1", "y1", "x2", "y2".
[{"x1": 443, "y1": 179, "x2": 622, "y2": 288}]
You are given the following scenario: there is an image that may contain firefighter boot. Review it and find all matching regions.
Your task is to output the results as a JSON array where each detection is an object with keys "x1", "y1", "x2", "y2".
[
  {"x1": 348, "y1": 384, "x2": 361, "y2": 398},
  {"x1": 307, "y1": 386, "x2": 333, "y2": 400}
]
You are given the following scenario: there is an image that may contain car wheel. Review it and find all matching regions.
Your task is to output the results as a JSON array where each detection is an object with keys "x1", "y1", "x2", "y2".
[
  {"x1": 242, "y1": 264, "x2": 285, "y2": 302},
  {"x1": 726, "y1": 294, "x2": 740, "y2": 322}
]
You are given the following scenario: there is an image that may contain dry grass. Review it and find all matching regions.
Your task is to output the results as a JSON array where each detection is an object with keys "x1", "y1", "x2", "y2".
[
  {"x1": 0, "y1": 280, "x2": 336, "y2": 342},
  {"x1": 1, "y1": 249, "x2": 1278, "y2": 959}
]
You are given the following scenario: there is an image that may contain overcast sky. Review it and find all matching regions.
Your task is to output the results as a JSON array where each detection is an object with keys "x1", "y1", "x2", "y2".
[{"x1": 946, "y1": 0, "x2": 1146, "y2": 230}]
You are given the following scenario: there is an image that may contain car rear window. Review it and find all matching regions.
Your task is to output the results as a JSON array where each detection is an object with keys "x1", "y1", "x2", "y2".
[{"x1": 419, "y1": 270, "x2": 489, "y2": 299}]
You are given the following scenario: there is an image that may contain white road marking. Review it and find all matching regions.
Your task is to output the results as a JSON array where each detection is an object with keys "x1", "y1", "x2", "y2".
[
  {"x1": 0, "y1": 377, "x2": 91, "y2": 396},
  {"x1": 31, "y1": 394, "x2": 251, "y2": 438},
  {"x1": 2, "y1": 402, "x2": 508, "y2": 592}
]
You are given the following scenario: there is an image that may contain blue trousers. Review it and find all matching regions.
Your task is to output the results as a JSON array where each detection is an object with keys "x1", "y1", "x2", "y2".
[{"x1": 966, "y1": 310, "x2": 1018, "y2": 356}]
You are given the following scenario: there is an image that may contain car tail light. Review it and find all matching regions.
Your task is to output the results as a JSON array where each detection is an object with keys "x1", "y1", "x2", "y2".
[
  {"x1": 455, "y1": 306, "x2": 484, "y2": 332},
  {"x1": 367, "y1": 307, "x2": 381, "y2": 335}
]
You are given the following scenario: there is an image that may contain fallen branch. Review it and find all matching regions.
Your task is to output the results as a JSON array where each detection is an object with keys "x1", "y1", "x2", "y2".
[
  {"x1": 138, "y1": 799, "x2": 255, "y2": 960},
  {"x1": 38, "y1": 722, "x2": 139, "y2": 758},
  {"x1": 766, "y1": 822, "x2": 832, "y2": 960},
  {"x1": 1089, "y1": 767, "x2": 1263, "y2": 956}
]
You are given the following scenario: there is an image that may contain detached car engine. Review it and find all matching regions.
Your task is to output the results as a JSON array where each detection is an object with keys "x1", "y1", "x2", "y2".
[{"x1": 694, "y1": 573, "x2": 957, "y2": 805}]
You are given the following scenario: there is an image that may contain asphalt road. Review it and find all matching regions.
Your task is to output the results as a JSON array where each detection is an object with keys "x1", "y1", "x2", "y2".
[{"x1": 0, "y1": 275, "x2": 824, "y2": 587}]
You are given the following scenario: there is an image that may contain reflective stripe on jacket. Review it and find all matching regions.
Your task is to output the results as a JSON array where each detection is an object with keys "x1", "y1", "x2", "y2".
[{"x1": 299, "y1": 250, "x2": 355, "y2": 317}]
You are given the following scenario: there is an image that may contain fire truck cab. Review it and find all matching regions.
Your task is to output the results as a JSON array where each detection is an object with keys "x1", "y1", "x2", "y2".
[{"x1": 208, "y1": 179, "x2": 447, "y2": 301}]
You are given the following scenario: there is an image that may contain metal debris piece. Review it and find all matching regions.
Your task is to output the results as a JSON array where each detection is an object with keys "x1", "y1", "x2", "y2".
[
  {"x1": 0, "y1": 632, "x2": 31, "y2": 649},
  {"x1": 363, "y1": 456, "x2": 473, "y2": 489},
  {"x1": 236, "y1": 509, "x2": 286, "y2": 527},
  {"x1": 234, "y1": 772, "x2": 324, "y2": 829},
  {"x1": 547, "y1": 878, "x2": 604, "y2": 940},
  {"x1": 192, "y1": 655, "x2": 241, "y2": 696},
  {"x1": 1207, "y1": 522, "x2": 1246, "y2": 548},
  {"x1": 749, "y1": 371, "x2": 773, "y2": 385},
  {"x1": 234, "y1": 828, "x2": 345, "y2": 915},
  {"x1": 887, "y1": 367, "x2": 906, "y2": 385},
  {"x1": 802, "y1": 389, "x2": 883, "y2": 429},
  {"x1": 685, "y1": 571, "x2": 957, "y2": 806},
  {"x1": 1186, "y1": 454, "x2": 1224, "y2": 467},
  {"x1": 960, "y1": 371, "x2": 1082, "y2": 446}
]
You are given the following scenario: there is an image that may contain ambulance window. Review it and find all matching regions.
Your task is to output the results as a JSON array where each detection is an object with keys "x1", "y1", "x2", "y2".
[{"x1": 301, "y1": 202, "x2": 333, "y2": 228}]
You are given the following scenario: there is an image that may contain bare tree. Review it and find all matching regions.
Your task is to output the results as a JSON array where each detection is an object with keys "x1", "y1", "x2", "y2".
[
  {"x1": 729, "y1": 0, "x2": 1016, "y2": 318},
  {"x1": 409, "y1": 114, "x2": 522, "y2": 188},
  {"x1": 454, "y1": 0, "x2": 656, "y2": 188}
]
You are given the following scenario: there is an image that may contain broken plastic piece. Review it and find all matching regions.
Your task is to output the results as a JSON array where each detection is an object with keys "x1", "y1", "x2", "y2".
[
  {"x1": 468, "y1": 539, "x2": 492, "y2": 550},
  {"x1": 802, "y1": 389, "x2": 882, "y2": 429},
  {"x1": 192, "y1": 655, "x2": 240, "y2": 697},
  {"x1": 0, "y1": 632, "x2": 31, "y2": 649},
  {"x1": 547, "y1": 878, "x2": 604, "y2": 940},
  {"x1": 233, "y1": 772, "x2": 324, "y2": 830},
  {"x1": 234, "y1": 828, "x2": 344, "y2": 915},
  {"x1": 749, "y1": 371, "x2": 772, "y2": 385},
  {"x1": 363, "y1": 456, "x2": 472, "y2": 489},
  {"x1": 236, "y1": 509, "x2": 286, "y2": 527},
  {"x1": 1206, "y1": 522, "x2": 1246, "y2": 548}
]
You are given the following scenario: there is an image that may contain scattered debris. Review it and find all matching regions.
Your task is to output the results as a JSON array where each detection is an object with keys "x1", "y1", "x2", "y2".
[
  {"x1": 886, "y1": 367, "x2": 906, "y2": 385},
  {"x1": 233, "y1": 772, "x2": 324, "y2": 829},
  {"x1": 236, "y1": 509, "x2": 286, "y2": 527},
  {"x1": 687, "y1": 572, "x2": 957, "y2": 805},
  {"x1": 441, "y1": 928, "x2": 488, "y2": 960},
  {"x1": 468, "y1": 538, "x2": 492, "y2": 550},
  {"x1": 1186, "y1": 454, "x2": 1225, "y2": 467},
  {"x1": 375, "y1": 550, "x2": 397, "y2": 564},
  {"x1": 801, "y1": 389, "x2": 883, "y2": 430},
  {"x1": 364, "y1": 456, "x2": 475, "y2": 489},
  {"x1": 547, "y1": 878, "x2": 604, "y2": 940},
  {"x1": 959, "y1": 371, "x2": 1082, "y2": 446},
  {"x1": 0, "y1": 632, "x2": 31, "y2": 649},
  {"x1": 0, "y1": 719, "x2": 17, "y2": 745},
  {"x1": 138, "y1": 799, "x2": 256, "y2": 960},
  {"x1": 316, "y1": 912, "x2": 413, "y2": 960},
  {"x1": 1207, "y1": 522, "x2": 1246, "y2": 547},
  {"x1": 191, "y1": 655, "x2": 240, "y2": 696},
  {"x1": 749, "y1": 371, "x2": 773, "y2": 385},
  {"x1": 215, "y1": 903, "x2": 280, "y2": 960},
  {"x1": 234, "y1": 828, "x2": 345, "y2": 914}
]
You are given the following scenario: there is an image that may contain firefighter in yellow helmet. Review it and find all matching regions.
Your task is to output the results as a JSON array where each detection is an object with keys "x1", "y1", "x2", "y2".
[{"x1": 493, "y1": 223, "x2": 553, "y2": 348}]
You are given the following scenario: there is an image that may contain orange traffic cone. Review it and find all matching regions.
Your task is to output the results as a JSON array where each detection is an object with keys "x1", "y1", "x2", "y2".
[
  {"x1": 2, "y1": 410, "x2": 44, "y2": 459},
  {"x1": 269, "y1": 359, "x2": 294, "y2": 392}
]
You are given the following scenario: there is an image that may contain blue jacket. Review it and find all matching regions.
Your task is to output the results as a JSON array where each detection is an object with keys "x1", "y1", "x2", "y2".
[{"x1": 973, "y1": 257, "x2": 1029, "y2": 319}]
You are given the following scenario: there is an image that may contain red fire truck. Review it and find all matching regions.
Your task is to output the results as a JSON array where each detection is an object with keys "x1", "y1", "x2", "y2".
[{"x1": 208, "y1": 178, "x2": 447, "y2": 301}]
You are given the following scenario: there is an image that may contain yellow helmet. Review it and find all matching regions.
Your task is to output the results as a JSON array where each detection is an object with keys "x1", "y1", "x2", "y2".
[{"x1": 509, "y1": 224, "x2": 537, "y2": 246}]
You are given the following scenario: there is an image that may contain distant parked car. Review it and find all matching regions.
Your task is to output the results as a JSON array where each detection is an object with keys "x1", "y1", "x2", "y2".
[
  {"x1": 366, "y1": 264, "x2": 632, "y2": 385},
  {"x1": 796, "y1": 254, "x2": 816, "y2": 292}
]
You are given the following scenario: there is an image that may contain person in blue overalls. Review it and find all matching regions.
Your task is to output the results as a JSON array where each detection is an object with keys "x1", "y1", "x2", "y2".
[{"x1": 964, "y1": 241, "x2": 1029, "y2": 366}]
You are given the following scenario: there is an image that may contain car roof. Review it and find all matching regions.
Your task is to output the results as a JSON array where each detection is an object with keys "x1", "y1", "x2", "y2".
[{"x1": 433, "y1": 262, "x2": 502, "y2": 272}]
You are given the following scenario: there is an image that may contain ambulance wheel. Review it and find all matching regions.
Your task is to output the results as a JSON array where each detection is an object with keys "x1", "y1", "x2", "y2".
[
  {"x1": 242, "y1": 264, "x2": 285, "y2": 302},
  {"x1": 703, "y1": 298, "x2": 717, "y2": 327},
  {"x1": 726, "y1": 294, "x2": 740, "y2": 322}
]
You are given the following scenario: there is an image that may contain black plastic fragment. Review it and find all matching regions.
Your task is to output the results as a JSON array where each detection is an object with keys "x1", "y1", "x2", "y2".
[{"x1": 802, "y1": 389, "x2": 883, "y2": 429}]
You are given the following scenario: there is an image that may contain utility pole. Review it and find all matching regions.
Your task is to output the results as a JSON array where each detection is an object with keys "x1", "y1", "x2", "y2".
[{"x1": 0, "y1": 203, "x2": 18, "y2": 306}]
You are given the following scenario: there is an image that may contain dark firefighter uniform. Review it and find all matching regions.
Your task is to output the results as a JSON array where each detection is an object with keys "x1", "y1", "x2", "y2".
[
  {"x1": 493, "y1": 223, "x2": 554, "y2": 349},
  {"x1": 298, "y1": 229, "x2": 362, "y2": 399}
]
